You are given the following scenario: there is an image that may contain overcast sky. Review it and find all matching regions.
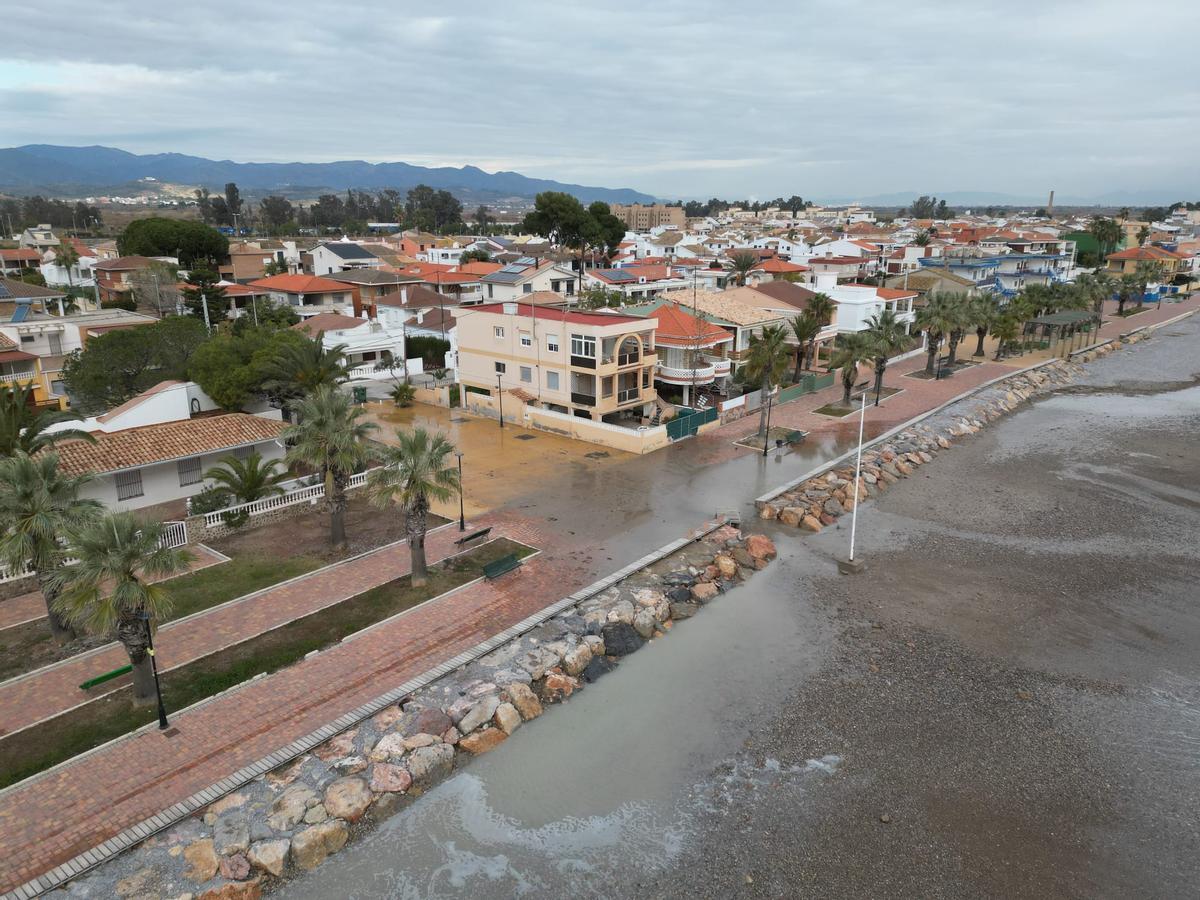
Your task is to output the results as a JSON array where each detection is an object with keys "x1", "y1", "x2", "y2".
[{"x1": 1, "y1": 0, "x2": 1197, "y2": 202}]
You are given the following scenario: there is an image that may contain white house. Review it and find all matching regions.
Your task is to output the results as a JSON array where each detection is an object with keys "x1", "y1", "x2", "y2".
[
  {"x1": 292, "y1": 312, "x2": 424, "y2": 380},
  {"x1": 480, "y1": 259, "x2": 578, "y2": 303},
  {"x1": 309, "y1": 241, "x2": 383, "y2": 276},
  {"x1": 45, "y1": 381, "x2": 287, "y2": 516},
  {"x1": 39, "y1": 240, "x2": 99, "y2": 289}
]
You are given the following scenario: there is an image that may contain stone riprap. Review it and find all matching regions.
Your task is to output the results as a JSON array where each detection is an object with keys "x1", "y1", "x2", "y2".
[
  {"x1": 52, "y1": 527, "x2": 776, "y2": 899},
  {"x1": 757, "y1": 359, "x2": 1083, "y2": 529}
]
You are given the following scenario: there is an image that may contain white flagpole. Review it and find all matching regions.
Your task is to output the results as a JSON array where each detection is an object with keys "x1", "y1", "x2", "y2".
[{"x1": 848, "y1": 390, "x2": 867, "y2": 562}]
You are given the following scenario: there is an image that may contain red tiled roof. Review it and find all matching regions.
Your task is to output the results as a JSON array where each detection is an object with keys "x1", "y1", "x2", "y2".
[
  {"x1": 844, "y1": 284, "x2": 918, "y2": 300},
  {"x1": 0, "y1": 249, "x2": 41, "y2": 262},
  {"x1": 292, "y1": 313, "x2": 366, "y2": 335},
  {"x1": 810, "y1": 256, "x2": 867, "y2": 265},
  {"x1": 757, "y1": 257, "x2": 808, "y2": 273},
  {"x1": 248, "y1": 274, "x2": 352, "y2": 293},
  {"x1": 467, "y1": 302, "x2": 647, "y2": 327},
  {"x1": 1106, "y1": 245, "x2": 1186, "y2": 261},
  {"x1": 95, "y1": 256, "x2": 159, "y2": 271},
  {"x1": 50, "y1": 413, "x2": 286, "y2": 477},
  {"x1": 455, "y1": 261, "x2": 503, "y2": 276},
  {"x1": 649, "y1": 303, "x2": 731, "y2": 347}
]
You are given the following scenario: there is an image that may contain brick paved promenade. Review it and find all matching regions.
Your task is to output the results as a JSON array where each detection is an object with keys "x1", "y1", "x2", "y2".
[
  {"x1": 0, "y1": 515, "x2": 564, "y2": 892},
  {"x1": 0, "y1": 294, "x2": 1193, "y2": 893},
  {"x1": 0, "y1": 527, "x2": 470, "y2": 736}
]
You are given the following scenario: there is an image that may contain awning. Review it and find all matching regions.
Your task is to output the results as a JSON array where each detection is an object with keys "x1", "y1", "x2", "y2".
[{"x1": 0, "y1": 349, "x2": 37, "y2": 362}]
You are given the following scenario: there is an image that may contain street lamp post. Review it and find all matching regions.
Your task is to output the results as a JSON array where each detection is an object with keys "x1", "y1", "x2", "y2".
[
  {"x1": 761, "y1": 384, "x2": 774, "y2": 458},
  {"x1": 141, "y1": 612, "x2": 170, "y2": 730},
  {"x1": 496, "y1": 374, "x2": 504, "y2": 429},
  {"x1": 455, "y1": 451, "x2": 465, "y2": 531}
]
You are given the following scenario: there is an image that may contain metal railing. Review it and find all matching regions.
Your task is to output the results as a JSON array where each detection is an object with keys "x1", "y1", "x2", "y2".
[
  {"x1": 0, "y1": 370, "x2": 39, "y2": 385},
  {"x1": 656, "y1": 363, "x2": 717, "y2": 381},
  {"x1": 617, "y1": 388, "x2": 640, "y2": 403},
  {"x1": 570, "y1": 392, "x2": 597, "y2": 407},
  {"x1": 199, "y1": 468, "x2": 379, "y2": 529}
]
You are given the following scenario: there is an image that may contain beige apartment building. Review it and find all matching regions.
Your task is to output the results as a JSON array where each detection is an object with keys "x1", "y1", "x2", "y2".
[
  {"x1": 456, "y1": 302, "x2": 658, "y2": 424},
  {"x1": 610, "y1": 203, "x2": 686, "y2": 231}
]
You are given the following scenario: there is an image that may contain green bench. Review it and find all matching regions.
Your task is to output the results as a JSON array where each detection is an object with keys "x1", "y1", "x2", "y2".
[
  {"x1": 79, "y1": 664, "x2": 133, "y2": 690},
  {"x1": 455, "y1": 526, "x2": 493, "y2": 548},
  {"x1": 483, "y1": 553, "x2": 522, "y2": 580}
]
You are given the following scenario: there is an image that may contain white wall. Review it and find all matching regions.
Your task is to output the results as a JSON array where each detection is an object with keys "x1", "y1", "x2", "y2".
[{"x1": 80, "y1": 440, "x2": 287, "y2": 512}]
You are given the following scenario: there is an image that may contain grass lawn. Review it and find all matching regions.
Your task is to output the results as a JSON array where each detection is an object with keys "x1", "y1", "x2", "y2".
[
  {"x1": 734, "y1": 426, "x2": 807, "y2": 452},
  {"x1": 1116, "y1": 305, "x2": 1151, "y2": 317},
  {"x1": 0, "y1": 538, "x2": 533, "y2": 789},
  {"x1": 0, "y1": 552, "x2": 325, "y2": 684},
  {"x1": 813, "y1": 387, "x2": 901, "y2": 417}
]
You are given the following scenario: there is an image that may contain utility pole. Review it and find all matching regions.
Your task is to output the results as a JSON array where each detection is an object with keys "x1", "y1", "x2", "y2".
[{"x1": 200, "y1": 291, "x2": 212, "y2": 331}]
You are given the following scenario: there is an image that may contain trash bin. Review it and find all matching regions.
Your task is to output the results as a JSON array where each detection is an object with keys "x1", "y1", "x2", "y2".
[{"x1": 352, "y1": 386, "x2": 367, "y2": 404}]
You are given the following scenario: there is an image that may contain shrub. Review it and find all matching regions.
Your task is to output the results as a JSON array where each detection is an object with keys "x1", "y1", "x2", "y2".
[
  {"x1": 187, "y1": 486, "x2": 230, "y2": 516},
  {"x1": 391, "y1": 382, "x2": 416, "y2": 407}
]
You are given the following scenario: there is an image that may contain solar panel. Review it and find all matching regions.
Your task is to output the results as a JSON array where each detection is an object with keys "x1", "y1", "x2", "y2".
[
  {"x1": 0, "y1": 282, "x2": 10, "y2": 299},
  {"x1": 10, "y1": 301, "x2": 32, "y2": 323},
  {"x1": 516, "y1": 256, "x2": 537, "y2": 265},
  {"x1": 499, "y1": 264, "x2": 526, "y2": 274}
]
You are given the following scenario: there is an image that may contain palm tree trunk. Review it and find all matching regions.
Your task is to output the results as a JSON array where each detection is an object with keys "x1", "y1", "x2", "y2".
[
  {"x1": 806, "y1": 338, "x2": 816, "y2": 371},
  {"x1": 37, "y1": 571, "x2": 76, "y2": 643},
  {"x1": 406, "y1": 496, "x2": 429, "y2": 587},
  {"x1": 974, "y1": 327, "x2": 987, "y2": 356},
  {"x1": 793, "y1": 347, "x2": 803, "y2": 383},
  {"x1": 873, "y1": 358, "x2": 886, "y2": 403},
  {"x1": 117, "y1": 613, "x2": 156, "y2": 703},
  {"x1": 925, "y1": 339, "x2": 937, "y2": 376},
  {"x1": 328, "y1": 470, "x2": 348, "y2": 548},
  {"x1": 756, "y1": 373, "x2": 771, "y2": 437},
  {"x1": 842, "y1": 370, "x2": 854, "y2": 406},
  {"x1": 947, "y1": 332, "x2": 961, "y2": 365}
]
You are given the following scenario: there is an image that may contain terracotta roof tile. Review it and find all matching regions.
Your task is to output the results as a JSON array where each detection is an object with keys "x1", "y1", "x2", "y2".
[{"x1": 50, "y1": 413, "x2": 286, "y2": 477}]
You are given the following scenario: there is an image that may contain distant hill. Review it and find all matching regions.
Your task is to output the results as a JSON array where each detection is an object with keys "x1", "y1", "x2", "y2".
[
  {"x1": 0, "y1": 145, "x2": 657, "y2": 205},
  {"x1": 820, "y1": 189, "x2": 1193, "y2": 208}
]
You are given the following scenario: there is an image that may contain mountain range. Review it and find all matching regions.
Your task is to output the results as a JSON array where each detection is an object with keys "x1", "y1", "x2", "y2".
[
  {"x1": 0, "y1": 145, "x2": 657, "y2": 205},
  {"x1": 816, "y1": 189, "x2": 1191, "y2": 208}
]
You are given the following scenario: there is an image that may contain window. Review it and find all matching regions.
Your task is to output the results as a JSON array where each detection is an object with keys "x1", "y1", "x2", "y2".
[
  {"x1": 519, "y1": 331, "x2": 532, "y2": 348},
  {"x1": 495, "y1": 361, "x2": 506, "y2": 374},
  {"x1": 546, "y1": 370, "x2": 560, "y2": 390},
  {"x1": 494, "y1": 326, "x2": 505, "y2": 339},
  {"x1": 523, "y1": 283, "x2": 533, "y2": 294},
  {"x1": 487, "y1": 284, "x2": 494, "y2": 299},
  {"x1": 20, "y1": 335, "x2": 34, "y2": 343},
  {"x1": 115, "y1": 470, "x2": 144, "y2": 501},
  {"x1": 234, "y1": 445, "x2": 253, "y2": 460},
  {"x1": 601, "y1": 375, "x2": 614, "y2": 398},
  {"x1": 551, "y1": 280, "x2": 560, "y2": 292},
  {"x1": 546, "y1": 333, "x2": 560, "y2": 353},
  {"x1": 571, "y1": 334, "x2": 596, "y2": 358},
  {"x1": 178, "y1": 457, "x2": 202, "y2": 487},
  {"x1": 520, "y1": 366, "x2": 532, "y2": 383}
]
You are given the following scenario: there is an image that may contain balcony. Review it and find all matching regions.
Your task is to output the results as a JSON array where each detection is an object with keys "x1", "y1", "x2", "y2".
[
  {"x1": 0, "y1": 368, "x2": 39, "y2": 387},
  {"x1": 703, "y1": 356, "x2": 732, "y2": 376},
  {"x1": 617, "y1": 352, "x2": 640, "y2": 367},
  {"x1": 616, "y1": 387, "x2": 640, "y2": 404},
  {"x1": 656, "y1": 362, "x2": 717, "y2": 384},
  {"x1": 571, "y1": 392, "x2": 596, "y2": 407},
  {"x1": 570, "y1": 355, "x2": 596, "y2": 370}
]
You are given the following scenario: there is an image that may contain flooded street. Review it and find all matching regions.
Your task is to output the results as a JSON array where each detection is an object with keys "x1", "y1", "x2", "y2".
[{"x1": 282, "y1": 317, "x2": 1200, "y2": 899}]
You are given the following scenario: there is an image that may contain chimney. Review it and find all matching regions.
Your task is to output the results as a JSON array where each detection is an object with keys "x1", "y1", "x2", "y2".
[{"x1": 1046, "y1": 190, "x2": 1055, "y2": 216}]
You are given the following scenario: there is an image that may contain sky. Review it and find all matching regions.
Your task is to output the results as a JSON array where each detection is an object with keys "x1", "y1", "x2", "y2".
[{"x1": 1, "y1": 0, "x2": 1198, "y2": 202}]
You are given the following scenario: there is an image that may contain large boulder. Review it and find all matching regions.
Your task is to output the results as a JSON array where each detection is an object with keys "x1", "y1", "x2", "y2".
[
  {"x1": 198, "y1": 879, "x2": 262, "y2": 900},
  {"x1": 605, "y1": 600, "x2": 636, "y2": 624},
  {"x1": 247, "y1": 839, "x2": 290, "y2": 877},
  {"x1": 745, "y1": 534, "x2": 776, "y2": 561},
  {"x1": 460, "y1": 728, "x2": 508, "y2": 755},
  {"x1": 493, "y1": 702, "x2": 522, "y2": 735},
  {"x1": 633, "y1": 608, "x2": 657, "y2": 639},
  {"x1": 504, "y1": 682, "x2": 543, "y2": 721},
  {"x1": 601, "y1": 621, "x2": 645, "y2": 656},
  {"x1": 213, "y1": 815, "x2": 250, "y2": 856},
  {"x1": 402, "y1": 707, "x2": 453, "y2": 738},
  {"x1": 184, "y1": 839, "x2": 220, "y2": 882},
  {"x1": 323, "y1": 776, "x2": 372, "y2": 823},
  {"x1": 582, "y1": 655, "x2": 617, "y2": 682},
  {"x1": 800, "y1": 516, "x2": 822, "y2": 533},
  {"x1": 407, "y1": 743, "x2": 454, "y2": 786},
  {"x1": 539, "y1": 669, "x2": 579, "y2": 702},
  {"x1": 691, "y1": 582, "x2": 718, "y2": 602},
  {"x1": 369, "y1": 732, "x2": 407, "y2": 761},
  {"x1": 267, "y1": 785, "x2": 317, "y2": 832},
  {"x1": 369, "y1": 763, "x2": 412, "y2": 794},
  {"x1": 290, "y1": 819, "x2": 349, "y2": 871},
  {"x1": 457, "y1": 695, "x2": 501, "y2": 735},
  {"x1": 669, "y1": 601, "x2": 698, "y2": 620},
  {"x1": 562, "y1": 643, "x2": 593, "y2": 677}
]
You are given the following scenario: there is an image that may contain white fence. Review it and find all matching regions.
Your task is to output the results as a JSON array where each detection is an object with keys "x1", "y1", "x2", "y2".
[
  {"x1": 0, "y1": 521, "x2": 189, "y2": 584},
  {"x1": 200, "y1": 468, "x2": 380, "y2": 529},
  {"x1": 346, "y1": 359, "x2": 426, "y2": 382}
]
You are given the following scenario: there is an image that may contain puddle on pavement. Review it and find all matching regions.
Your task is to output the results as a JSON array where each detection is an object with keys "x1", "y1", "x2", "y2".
[{"x1": 278, "y1": 553, "x2": 835, "y2": 899}]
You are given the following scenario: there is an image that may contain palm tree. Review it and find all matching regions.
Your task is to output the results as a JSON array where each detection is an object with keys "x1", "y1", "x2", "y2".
[
  {"x1": 0, "y1": 383, "x2": 96, "y2": 457},
  {"x1": 1118, "y1": 207, "x2": 1130, "y2": 222},
  {"x1": 1087, "y1": 217, "x2": 1123, "y2": 263},
  {"x1": 864, "y1": 309, "x2": 907, "y2": 404},
  {"x1": 741, "y1": 325, "x2": 792, "y2": 437},
  {"x1": 53, "y1": 241, "x2": 81, "y2": 295},
  {"x1": 803, "y1": 292, "x2": 835, "y2": 368},
  {"x1": 1116, "y1": 273, "x2": 1141, "y2": 316},
  {"x1": 913, "y1": 231, "x2": 932, "y2": 247},
  {"x1": 366, "y1": 428, "x2": 459, "y2": 587},
  {"x1": 282, "y1": 385, "x2": 378, "y2": 547},
  {"x1": 206, "y1": 452, "x2": 290, "y2": 504},
  {"x1": 51, "y1": 512, "x2": 193, "y2": 703},
  {"x1": 1132, "y1": 260, "x2": 1165, "y2": 309},
  {"x1": 729, "y1": 250, "x2": 758, "y2": 286},
  {"x1": 968, "y1": 294, "x2": 999, "y2": 357},
  {"x1": 260, "y1": 333, "x2": 351, "y2": 410},
  {"x1": 829, "y1": 332, "x2": 873, "y2": 406},
  {"x1": 991, "y1": 315, "x2": 1019, "y2": 360},
  {"x1": 789, "y1": 312, "x2": 820, "y2": 381},
  {"x1": 1136, "y1": 225, "x2": 1150, "y2": 246},
  {"x1": 0, "y1": 453, "x2": 100, "y2": 642},
  {"x1": 942, "y1": 293, "x2": 973, "y2": 365},
  {"x1": 914, "y1": 293, "x2": 957, "y2": 375}
]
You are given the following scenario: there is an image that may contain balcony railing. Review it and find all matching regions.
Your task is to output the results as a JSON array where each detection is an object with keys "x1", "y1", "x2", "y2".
[
  {"x1": 656, "y1": 362, "x2": 717, "y2": 383},
  {"x1": 702, "y1": 356, "x2": 732, "y2": 375},
  {"x1": 571, "y1": 392, "x2": 596, "y2": 406},
  {"x1": 570, "y1": 355, "x2": 596, "y2": 369},
  {"x1": 617, "y1": 387, "x2": 640, "y2": 403},
  {"x1": 617, "y1": 352, "x2": 640, "y2": 366},
  {"x1": 0, "y1": 370, "x2": 39, "y2": 386}
]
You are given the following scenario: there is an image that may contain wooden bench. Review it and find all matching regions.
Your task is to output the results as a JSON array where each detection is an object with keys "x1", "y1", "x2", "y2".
[
  {"x1": 483, "y1": 553, "x2": 522, "y2": 580},
  {"x1": 454, "y1": 526, "x2": 493, "y2": 547}
]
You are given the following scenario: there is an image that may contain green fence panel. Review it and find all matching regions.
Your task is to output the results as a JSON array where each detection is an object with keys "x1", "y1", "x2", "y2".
[{"x1": 812, "y1": 372, "x2": 835, "y2": 390}]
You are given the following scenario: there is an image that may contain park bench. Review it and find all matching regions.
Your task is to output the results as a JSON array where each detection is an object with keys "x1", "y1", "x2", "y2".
[
  {"x1": 483, "y1": 553, "x2": 522, "y2": 580},
  {"x1": 454, "y1": 526, "x2": 492, "y2": 548},
  {"x1": 785, "y1": 429, "x2": 807, "y2": 444},
  {"x1": 79, "y1": 664, "x2": 133, "y2": 690}
]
